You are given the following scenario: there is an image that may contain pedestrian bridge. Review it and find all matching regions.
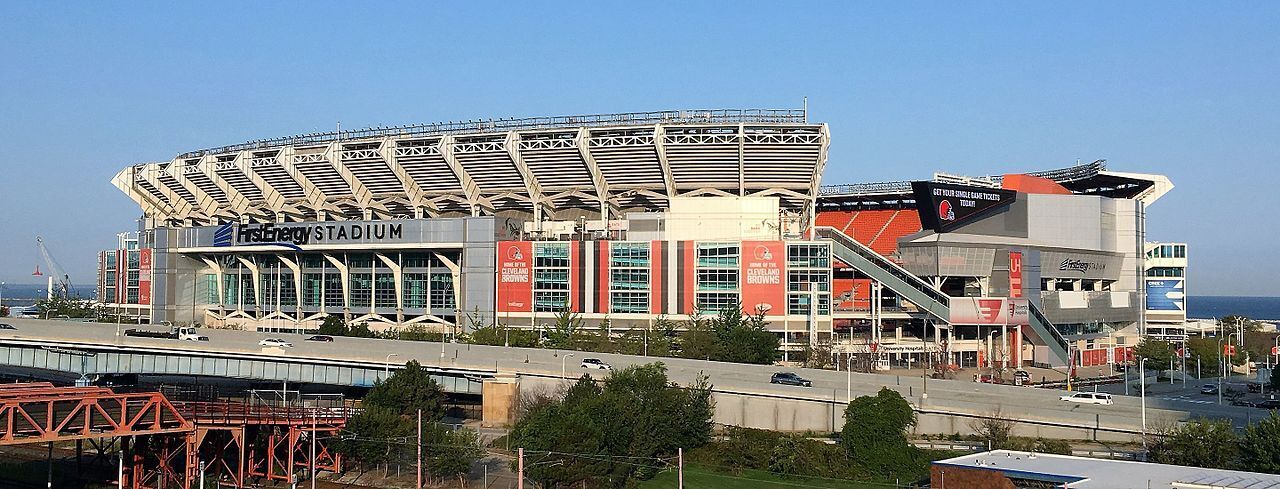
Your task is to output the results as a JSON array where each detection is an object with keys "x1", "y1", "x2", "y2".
[{"x1": 0, "y1": 331, "x2": 487, "y2": 395}]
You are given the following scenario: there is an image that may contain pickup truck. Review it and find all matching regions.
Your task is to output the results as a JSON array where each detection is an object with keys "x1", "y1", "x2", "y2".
[{"x1": 124, "y1": 324, "x2": 209, "y2": 341}]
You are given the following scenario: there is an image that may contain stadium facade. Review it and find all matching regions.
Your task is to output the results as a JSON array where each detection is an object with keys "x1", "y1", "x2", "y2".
[{"x1": 98, "y1": 108, "x2": 1179, "y2": 368}]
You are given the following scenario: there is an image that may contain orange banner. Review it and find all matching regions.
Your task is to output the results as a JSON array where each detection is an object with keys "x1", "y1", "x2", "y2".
[
  {"x1": 1009, "y1": 251, "x2": 1023, "y2": 298},
  {"x1": 496, "y1": 241, "x2": 533, "y2": 313},
  {"x1": 741, "y1": 241, "x2": 787, "y2": 315}
]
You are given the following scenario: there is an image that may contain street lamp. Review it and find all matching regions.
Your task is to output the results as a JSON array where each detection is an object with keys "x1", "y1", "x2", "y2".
[
  {"x1": 1221, "y1": 332, "x2": 1240, "y2": 405},
  {"x1": 562, "y1": 353, "x2": 575, "y2": 379},
  {"x1": 385, "y1": 353, "x2": 398, "y2": 377}
]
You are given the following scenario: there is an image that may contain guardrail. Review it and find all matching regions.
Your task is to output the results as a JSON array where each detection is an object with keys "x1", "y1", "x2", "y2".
[{"x1": 174, "y1": 401, "x2": 356, "y2": 424}]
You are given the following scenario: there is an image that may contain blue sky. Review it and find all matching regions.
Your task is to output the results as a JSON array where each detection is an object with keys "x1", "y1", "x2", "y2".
[{"x1": 0, "y1": 2, "x2": 1276, "y2": 296}]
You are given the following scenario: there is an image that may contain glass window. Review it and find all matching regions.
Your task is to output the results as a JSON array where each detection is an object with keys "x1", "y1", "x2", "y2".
[
  {"x1": 535, "y1": 243, "x2": 570, "y2": 268},
  {"x1": 303, "y1": 273, "x2": 323, "y2": 307},
  {"x1": 404, "y1": 273, "x2": 428, "y2": 309},
  {"x1": 260, "y1": 271, "x2": 278, "y2": 306},
  {"x1": 787, "y1": 244, "x2": 830, "y2": 268},
  {"x1": 279, "y1": 273, "x2": 296, "y2": 307},
  {"x1": 223, "y1": 273, "x2": 238, "y2": 307},
  {"x1": 239, "y1": 274, "x2": 256, "y2": 307},
  {"x1": 695, "y1": 292, "x2": 739, "y2": 313},
  {"x1": 787, "y1": 294, "x2": 831, "y2": 315},
  {"x1": 611, "y1": 292, "x2": 649, "y2": 314},
  {"x1": 323, "y1": 273, "x2": 344, "y2": 309},
  {"x1": 127, "y1": 251, "x2": 140, "y2": 269},
  {"x1": 349, "y1": 273, "x2": 372, "y2": 308},
  {"x1": 348, "y1": 254, "x2": 375, "y2": 269},
  {"x1": 535, "y1": 291, "x2": 569, "y2": 312},
  {"x1": 203, "y1": 274, "x2": 218, "y2": 304},
  {"x1": 696, "y1": 243, "x2": 738, "y2": 267},
  {"x1": 430, "y1": 272, "x2": 455, "y2": 310},
  {"x1": 696, "y1": 269, "x2": 739, "y2": 291},
  {"x1": 788, "y1": 269, "x2": 830, "y2": 292},
  {"x1": 611, "y1": 269, "x2": 649, "y2": 290},
  {"x1": 374, "y1": 273, "x2": 397, "y2": 308},
  {"x1": 535, "y1": 269, "x2": 570, "y2": 290},
  {"x1": 1175, "y1": 245, "x2": 1186, "y2": 258},
  {"x1": 300, "y1": 255, "x2": 326, "y2": 269},
  {"x1": 610, "y1": 243, "x2": 650, "y2": 268}
]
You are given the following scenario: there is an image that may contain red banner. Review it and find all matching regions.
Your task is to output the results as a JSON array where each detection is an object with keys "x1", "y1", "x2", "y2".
[
  {"x1": 1009, "y1": 251, "x2": 1023, "y2": 298},
  {"x1": 741, "y1": 241, "x2": 787, "y2": 315},
  {"x1": 137, "y1": 249, "x2": 153, "y2": 305},
  {"x1": 496, "y1": 241, "x2": 533, "y2": 313}
]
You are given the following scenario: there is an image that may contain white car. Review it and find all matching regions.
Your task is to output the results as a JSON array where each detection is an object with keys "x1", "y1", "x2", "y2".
[
  {"x1": 259, "y1": 338, "x2": 293, "y2": 348},
  {"x1": 1059, "y1": 392, "x2": 1113, "y2": 405},
  {"x1": 580, "y1": 358, "x2": 612, "y2": 370}
]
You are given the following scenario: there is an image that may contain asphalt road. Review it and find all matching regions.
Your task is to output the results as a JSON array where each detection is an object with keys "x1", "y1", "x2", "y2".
[{"x1": 0, "y1": 318, "x2": 1264, "y2": 432}]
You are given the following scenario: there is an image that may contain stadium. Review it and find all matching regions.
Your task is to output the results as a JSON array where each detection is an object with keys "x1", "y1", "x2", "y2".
[{"x1": 98, "y1": 107, "x2": 1181, "y2": 368}]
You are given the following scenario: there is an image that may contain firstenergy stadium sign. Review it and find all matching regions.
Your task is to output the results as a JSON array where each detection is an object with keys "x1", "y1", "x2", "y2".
[
  {"x1": 213, "y1": 222, "x2": 404, "y2": 250},
  {"x1": 911, "y1": 181, "x2": 1017, "y2": 232}
]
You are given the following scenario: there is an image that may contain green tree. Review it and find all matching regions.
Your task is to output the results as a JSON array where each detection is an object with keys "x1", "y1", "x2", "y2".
[
  {"x1": 509, "y1": 363, "x2": 714, "y2": 487},
  {"x1": 317, "y1": 315, "x2": 347, "y2": 336},
  {"x1": 470, "y1": 323, "x2": 539, "y2": 347},
  {"x1": 1148, "y1": 418, "x2": 1239, "y2": 469},
  {"x1": 347, "y1": 321, "x2": 375, "y2": 338},
  {"x1": 711, "y1": 304, "x2": 780, "y2": 365},
  {"x1": 338, "y1": 405, "x2": 413, "y2": 468},
  {"x1": 768, "y1": 435, "x2": 801, "y2": 476},
  {"x1": 544, "y1": 309, "x2": 585, "y2": 350},
  {"x1": 841, "y1": 388, "x2": 919, "y2": 479},
  {"x1": 426, "y1": 424, "x2": 484, "y2": 485},
  {"x1": 678, "y1": 312, "x2": 717, "y2": 360},
  {"x1": 35, "y1": 296, "x2": 95, "y2": 318},
  {"x1": 363, "y1": 360, "x2": 446, "y2": 419},
  {"x1": 1134, "y1": 338, "x2": 1175, "y2": 370},
  {"x1": 1241, "y1": 413, "x2": 1280, "y2": 474}
]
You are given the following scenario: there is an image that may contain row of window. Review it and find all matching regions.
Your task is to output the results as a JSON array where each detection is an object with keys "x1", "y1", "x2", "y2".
[
  {"x1": 1147, "y1": 244, "x2": 1186, "y2": 259},
  {"x1": 209, "y1": 269, "x2": 455, "y2": 311},
  {"x1": 1147, "y1": 267, "x2": 1185, "y2": 278}
]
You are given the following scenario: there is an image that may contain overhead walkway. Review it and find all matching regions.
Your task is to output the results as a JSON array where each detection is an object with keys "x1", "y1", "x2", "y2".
[{"x1": 815, "y1": 226, "x2": 1068, "y2": 366}]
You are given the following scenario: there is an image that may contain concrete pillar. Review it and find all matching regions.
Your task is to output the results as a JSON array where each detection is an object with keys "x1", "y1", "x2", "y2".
[{"x1": 482, "y1": 375, "x2": 519, "y2": 428}]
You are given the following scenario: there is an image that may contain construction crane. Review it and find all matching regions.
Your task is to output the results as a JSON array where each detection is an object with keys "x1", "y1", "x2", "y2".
[{"x1": 36, "y1": 236, "x2": 71, "y2": 299}]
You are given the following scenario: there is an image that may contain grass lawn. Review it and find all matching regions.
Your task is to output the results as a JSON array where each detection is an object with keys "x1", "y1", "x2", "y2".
[{"x1": 637, "y1": 464, "x2": 909, "y2": 489}]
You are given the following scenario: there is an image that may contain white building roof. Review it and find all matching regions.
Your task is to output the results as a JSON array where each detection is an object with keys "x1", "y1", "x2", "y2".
[{"x1": 935, "y1": 450, "x2": 1280, "y2": 488}]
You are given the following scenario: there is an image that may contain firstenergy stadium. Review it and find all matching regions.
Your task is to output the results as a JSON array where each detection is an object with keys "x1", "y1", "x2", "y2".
[{"x1": 99, "y1": 108, "x2": 1181, "y2": 368}]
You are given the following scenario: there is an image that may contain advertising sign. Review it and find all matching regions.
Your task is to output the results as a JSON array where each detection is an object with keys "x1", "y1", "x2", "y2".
[
  {"x1": 137, "y1": 248, "x2": 152, "y2": 305},
  {"x1": 1009, "y1": 251, "x2": 1023, "y2": 298},
  {"x1": 496, "y1": 241, "x2": 533, "y2": 313},
  {"x1": 1145, "y1": 279, "x2": 1185, "y2": 312},
  {"x1": 949, "y1": 297, "x2": 1030, "y2": 325},
  {"x1": 741, "y1": 241, "x2": 787, "y2": 315},
  {"x1": 911, "y1": 182, "x2": 1017, "y2": 232}
]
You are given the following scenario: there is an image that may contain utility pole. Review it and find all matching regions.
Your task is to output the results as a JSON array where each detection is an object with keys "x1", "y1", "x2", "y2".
[
  {"x1": 1140, "y1": 355, "x2": 1147, "y2": 450},
  {"x1": 416, "y1": 409, "x2": 422, "y2": 489},
  {"x1": 678, "y1": 447, "x2": 684, "y2": 489},
  {"x1": 517, "y1": 448, "x2": 524, "y2": 489},
  {"x1": 311, "y1": 409, "x2": 317, "y2": 489}
]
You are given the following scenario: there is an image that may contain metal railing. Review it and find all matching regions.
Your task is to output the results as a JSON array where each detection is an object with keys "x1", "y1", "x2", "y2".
[
  {"x1": 816, "y1": 226, "x2": 950, "y2": 321},
  {"x1": 174, "y1": 400, "x2": 356, "y2": 424},
  {"x1": 819, "y1": 160, "x2": 1108, "y2": 196},
  {"x1": 179, "y1": 108, "x2": 808, "y2": 158}
]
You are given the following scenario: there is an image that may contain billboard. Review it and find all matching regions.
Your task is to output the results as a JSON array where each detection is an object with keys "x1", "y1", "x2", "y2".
[
  {"x1": 741, "y1": 241, "x2": 787, "y2": 315},
  {"x1": 137, "y1": 248, "x2": 152, "y2": 305},
  {"x1": 911, "y1": 182, "x2": 1017, "y2": 232},
  {"x1": 1146, "y1": 279, "x2": 1185, "y2": 312},
  {"x1": 949, "y1": 297, "x2": 1030, "y2": 325},
  {"x1": 496, "y1": 241, "x2": 533, "y2": 313}
]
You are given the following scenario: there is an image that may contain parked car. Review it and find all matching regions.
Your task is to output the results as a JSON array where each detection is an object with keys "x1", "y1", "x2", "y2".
[
  {"x1": 305, "y1": 335, "x2": 334, "y2": 342},
  {"x1": 1201, "y1": 384, "x2": 1220, "y2": 395},
  {"x1": 259, "y1": 338, "x2": 293, "y2": 348},
  {"x1": 1249, "y1": 382, "x2": 1264, "y2": 393},
  {"x1": 770, "y1": 372, "x2": 812, "y2": 387},
  {"x1": 1232, "y1": 399, "x2": 1259, "y2": 408},
  {"x1": 1013, "y1": 370, "x2": 1032, "y2": 382},
  {"x1": 580, "y1": 358, "x2": 612, "y2": 370},
  {"x1": 0, "y1": 323, "x2": 15, "y2": 330},
  {"x1": 1059, "y1": 392, "x2": 1114, "y2": 405}
]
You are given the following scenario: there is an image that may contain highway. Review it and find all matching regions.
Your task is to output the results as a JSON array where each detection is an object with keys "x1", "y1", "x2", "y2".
[{"x1": 0, "y1": 318, "x2": 1263, "y2": 435}]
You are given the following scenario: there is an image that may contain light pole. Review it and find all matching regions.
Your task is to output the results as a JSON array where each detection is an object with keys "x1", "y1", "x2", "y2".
[
  {"x1": 1222, "y1": 332, "x2": 1240, "y2": 405},
  {"x1": 846, "y1": 353, "x2": 852, "y2": 403},
  {"x1": 562, "y1": 353, "x2": 575, "y2": 379},
  {"x1": 385, "y1": 353, "x2": 398, "y2": 377},
  {"x1": 1139, "y1": 354, "x2": 1147, "y2": 449}
]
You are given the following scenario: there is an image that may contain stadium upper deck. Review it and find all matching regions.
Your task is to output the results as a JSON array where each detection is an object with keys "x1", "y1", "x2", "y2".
[{"x1": 113, "y1": 108, "x2": 829, "y2": 227}]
